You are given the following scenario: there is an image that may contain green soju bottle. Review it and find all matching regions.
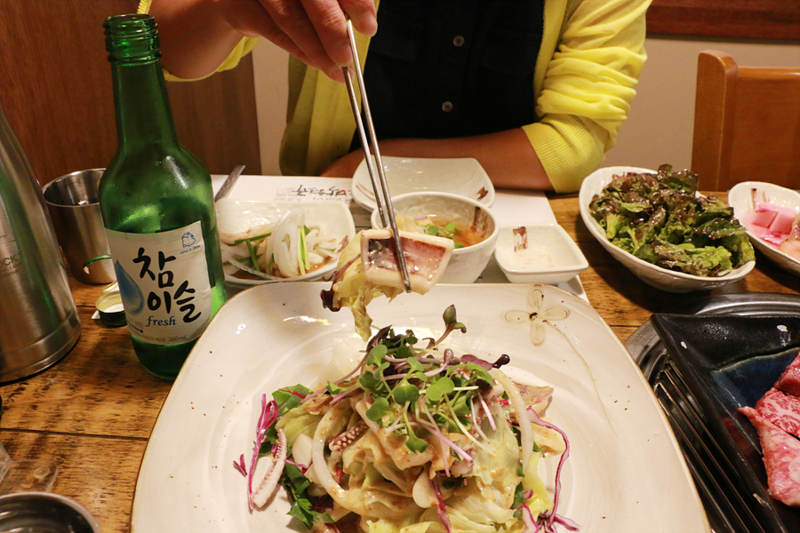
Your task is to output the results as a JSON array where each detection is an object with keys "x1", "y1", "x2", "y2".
[{"x1": 100, "y1": 14, "x2": 227, "y2": 379}]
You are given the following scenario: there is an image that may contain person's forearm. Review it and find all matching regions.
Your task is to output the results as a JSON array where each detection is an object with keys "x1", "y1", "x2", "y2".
[
  {"x1": 149, "y1": 0, "x2": 243, "y2": 79},
  {"x1": 377, "y1": 129, "x2": 553, "y2": 191}
]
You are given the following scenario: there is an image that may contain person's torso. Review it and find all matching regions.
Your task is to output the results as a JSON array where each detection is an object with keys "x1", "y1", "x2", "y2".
[{"x1": 353, "y1": 0, "x2": 545, "y2": 149}]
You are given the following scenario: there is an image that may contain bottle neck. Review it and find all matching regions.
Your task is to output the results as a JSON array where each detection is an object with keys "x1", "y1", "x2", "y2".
[{"x1": 110, "y1": 58, "x2": 179, "y2": 150}]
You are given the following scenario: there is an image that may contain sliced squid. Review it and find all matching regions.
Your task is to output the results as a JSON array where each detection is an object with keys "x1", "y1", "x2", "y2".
[
  {"x1": 251, "y1": 428, "x2": 287, "y2": 508},
  {"x1": 360, "y1": 229, "x2": 453, "y2": 294}
]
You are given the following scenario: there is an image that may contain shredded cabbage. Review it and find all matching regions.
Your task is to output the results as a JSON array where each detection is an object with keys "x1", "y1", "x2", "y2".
[{"x1": 234, "y1": 307, "x2": 576, "y2": 532}]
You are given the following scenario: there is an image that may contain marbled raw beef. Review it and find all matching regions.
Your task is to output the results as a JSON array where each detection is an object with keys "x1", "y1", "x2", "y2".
[
  {"x1": 740, "y1": 406, "x2": 800, "y2": 507},
  {"x1": 775, "y1": 349, "x2": 800, "y2": 397},
  {"x1": 756, "y1": 388, "x2": 800, "y2": 438}
]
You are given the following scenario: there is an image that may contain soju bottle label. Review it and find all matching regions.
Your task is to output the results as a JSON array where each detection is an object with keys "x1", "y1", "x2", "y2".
[{"x1": 105, "y1": 221, "x2": 213, "y2": 345}]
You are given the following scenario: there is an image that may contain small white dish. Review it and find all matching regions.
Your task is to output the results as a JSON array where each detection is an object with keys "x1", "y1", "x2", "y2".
[
  {"x1": 352, "y1": 156, "x2": 495, "y2": 211},
  {"x1": 579, "y1": 166, "x2": 755, "y2": 293},
  {"x1": 216, "y1": 199, "x2": 355, "y2": 287},
  {"x1": 728, "y1": 181, "x2": 800, "y2": 277},
  {"x1": 494, "y1": 223, "x2": 589, "y2": 284},
  {"x1": 370, "y1": 191, "x2": 499, "y2": 284}
]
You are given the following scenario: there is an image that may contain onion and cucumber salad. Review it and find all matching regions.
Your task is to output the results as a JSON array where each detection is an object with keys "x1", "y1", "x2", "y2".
[{"x1": 220, "y1": 209, "x2": 342, "y2": 280}]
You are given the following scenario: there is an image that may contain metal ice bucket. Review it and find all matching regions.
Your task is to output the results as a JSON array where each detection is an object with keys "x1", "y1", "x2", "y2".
[{"x1": 0, "y1": 100, "x2": 80, "y2": 382}]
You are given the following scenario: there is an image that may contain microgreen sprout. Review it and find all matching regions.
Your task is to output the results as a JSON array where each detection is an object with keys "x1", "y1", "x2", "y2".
[
  {"x1": 401, "y1": 408, "x2": 429, "y2": 453},
  {"x1": 328, "y1": 305, "x2": 498, "y2": 455},
  {"x1": 393, "y1": 383, "x2": 420, "y2": 405},
  {"x1": 366, "y1": 396, "x2": 389, "y2": 425},
  {"x1": 426, "y1": 376, "x2": 454, "y2": 402},
  {"x1": 429, "y1": 305, "x2": 467, "y2": 347}
]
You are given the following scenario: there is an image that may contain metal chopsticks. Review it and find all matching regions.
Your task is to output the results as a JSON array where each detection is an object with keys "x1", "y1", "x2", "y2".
[
  {"x1": 214, "y1": 164, "x2": 245, "y2": 202},
  {"x1": 341, "y1": 17, "x2": 412, "y2": 293}
]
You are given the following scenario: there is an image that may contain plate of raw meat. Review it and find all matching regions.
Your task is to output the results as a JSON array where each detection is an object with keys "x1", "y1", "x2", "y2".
[{"x1": 650, "y1": 313, "x2": 800, "y2": 533}]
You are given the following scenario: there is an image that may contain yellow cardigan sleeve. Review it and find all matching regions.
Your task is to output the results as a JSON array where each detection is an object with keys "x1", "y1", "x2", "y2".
[
  {"x1": 137, "y1": 0, "x2": 260, "y2": 82},
  {"x1": 524, "y1": 0, "x2": 650, "y2": 192}
]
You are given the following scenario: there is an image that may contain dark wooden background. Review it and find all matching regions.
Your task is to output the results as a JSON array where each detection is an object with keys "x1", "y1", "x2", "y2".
[
  {"x1": 0, "y1": 1, "x2": 261, "y2": 186},
  {"x1": 647, "y1": 0, "x2": 800, "y2": 40}
]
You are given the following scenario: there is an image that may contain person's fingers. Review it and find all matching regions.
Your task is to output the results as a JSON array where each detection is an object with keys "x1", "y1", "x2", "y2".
[
  {"x1": 229, "y1": 0, "x2": 365, "y2": 83},
  {"x1": 299, "y1": 0, "x2": 377, "y2": 67},
  {"x1": 259, "y1": 0, "x2": 341, "y2": 72},
  {"x1": 233, "y1": 1, "x2": 347, "y2": 82},
  {"x1": 339, "y1": 0, "x2": 378, "y2": 37},
  {"x1": 298, "y1": 0, "x2": 353, "y2": 66},
  {"x1": 227, "y1": 1, "x2": 312, "y2": 62}
]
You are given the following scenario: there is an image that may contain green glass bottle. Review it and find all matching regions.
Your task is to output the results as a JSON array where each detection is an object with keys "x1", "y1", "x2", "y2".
[{"x1": 100, "y1": 14, "x2": 227, "y2": 379}]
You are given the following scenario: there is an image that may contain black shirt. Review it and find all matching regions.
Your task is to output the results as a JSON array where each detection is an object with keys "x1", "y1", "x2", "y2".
[{"x1": 352, "y1": 0, "x2": 545, "y2": 150}]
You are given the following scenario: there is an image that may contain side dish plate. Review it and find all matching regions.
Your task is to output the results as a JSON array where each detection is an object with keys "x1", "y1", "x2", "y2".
[
  {"x1": 132, "y1": 283, "x2": 709, "y2": 532},
  {"x1": 494, "y1": 223, "x2": 589, "y2": 284},
  {"x1": 216, "y1": 199, "x2": 355, "y2": 288},
  {"x1": 728, "y1": 181, "x2": 800, "y2": 277},
  {"x1": 352, "y1": 156, "x2": 495, "y2": 211},
  {"x1": 579, "y1": 166, "x2": 755, "y2": 293}
]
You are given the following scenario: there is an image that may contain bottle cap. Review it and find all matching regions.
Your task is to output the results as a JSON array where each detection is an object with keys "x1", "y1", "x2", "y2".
[{"x1": 95, "y1": 291, "x2": 126, "y2": 328}]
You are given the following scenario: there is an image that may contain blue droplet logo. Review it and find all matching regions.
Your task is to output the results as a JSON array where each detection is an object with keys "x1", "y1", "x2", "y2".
[{"x1": 114, "y1": 260, "x2": 144, "y2": 314}]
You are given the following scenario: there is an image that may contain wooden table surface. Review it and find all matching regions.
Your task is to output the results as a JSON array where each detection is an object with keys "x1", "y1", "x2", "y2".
[{"x1": 0, "y1": 191, "x2": 796, "y2": 532}]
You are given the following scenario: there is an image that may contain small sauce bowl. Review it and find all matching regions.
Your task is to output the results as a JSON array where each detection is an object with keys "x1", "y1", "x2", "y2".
[{"x1": 494, "y1": 223, "x2": 588, "y2": 284}]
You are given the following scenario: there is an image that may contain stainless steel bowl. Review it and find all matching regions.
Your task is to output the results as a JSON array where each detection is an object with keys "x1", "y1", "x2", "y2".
[{"x1": 0, "y1": 492, "x2": 100, "y2": 532}]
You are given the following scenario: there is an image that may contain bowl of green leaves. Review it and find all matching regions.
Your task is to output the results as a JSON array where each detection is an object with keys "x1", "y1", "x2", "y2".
[{"x1": 579, "y1": 165, "x2": 756, "y2": 293}]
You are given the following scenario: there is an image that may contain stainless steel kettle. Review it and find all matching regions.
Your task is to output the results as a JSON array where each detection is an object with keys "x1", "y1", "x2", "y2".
[{"x1": 0, "y1": 99, "x2": 80, "y2": 382}]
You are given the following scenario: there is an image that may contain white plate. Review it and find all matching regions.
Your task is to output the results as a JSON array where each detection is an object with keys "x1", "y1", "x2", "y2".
[
  {"x1": 728, "y1": 181, "x2": 800, "y2": 277},
  {"x1": 216, "y1": 199, "x2": 356, "y2": 288},
  {"x1": 579, "y1": 166, "x2": 755, "y2": 293},
  {"x1": 352, "y1": 156, "x2": 495, "y2": 211},
  {"x1": 494, "y1": 223, "x2": 589, "y2": 284},
  {"x1": 132, "y1": 283, "x2": 709, "y2": 533}
]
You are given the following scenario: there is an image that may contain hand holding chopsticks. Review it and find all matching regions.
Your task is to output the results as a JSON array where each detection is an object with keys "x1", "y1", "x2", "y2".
[{"x1": 341, "y1": 17, "x2": 412, "y2": 293}]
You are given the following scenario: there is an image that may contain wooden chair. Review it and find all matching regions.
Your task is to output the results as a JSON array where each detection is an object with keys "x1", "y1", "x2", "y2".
[{"x1": 691, "y1": 49, "x2": 800, "y2": 191}]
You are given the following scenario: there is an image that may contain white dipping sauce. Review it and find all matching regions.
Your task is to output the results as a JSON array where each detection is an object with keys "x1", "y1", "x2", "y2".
[{"x1": 498, "y1": 244, "x2": 554, "y2": 270}]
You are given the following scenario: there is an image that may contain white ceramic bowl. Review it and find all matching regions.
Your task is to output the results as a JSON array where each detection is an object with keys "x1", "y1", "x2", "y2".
[
  {"x1": 216, "y1": 199, "x2": 355, "y2": 287},
  {"x1": 353, "y1": 156, "x2": 495, "y2": 211},
  {"x1": 728, "y1": 181, "x2": 800, "y2": 277},
  {"x1": 579, "y1": 166, "x2": 756, "y2": 293},
  {"x1": 370, "y1": 192, "x2": 499, "y2": 283},
  {"x1": 494, "y1": 223, "x2": 589, "y2": 284}
]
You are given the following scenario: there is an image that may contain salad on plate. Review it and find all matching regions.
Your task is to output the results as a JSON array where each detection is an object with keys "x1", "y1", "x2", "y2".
[{"x1": 234, "y1": 306, "x2": 574, "y2": 533}]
